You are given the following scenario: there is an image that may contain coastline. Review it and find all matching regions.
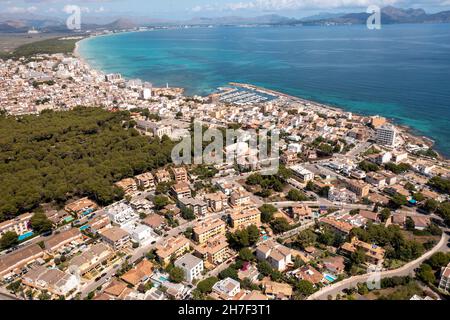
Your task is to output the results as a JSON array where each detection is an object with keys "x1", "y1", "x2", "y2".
[{"x1": 72, "y1": 31, "x2": 448, "y2": 160}]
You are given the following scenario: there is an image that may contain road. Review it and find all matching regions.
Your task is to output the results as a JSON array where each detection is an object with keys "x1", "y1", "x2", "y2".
[
  {"x1": 269, "y1": 201, "x2": 373, "y2": 211},
  {"x1": 307, "y1": 232, "x2": 450, "y2": 300},
  {"x1": 80, "y1": 211, "x2": 226, "y2": 298}
]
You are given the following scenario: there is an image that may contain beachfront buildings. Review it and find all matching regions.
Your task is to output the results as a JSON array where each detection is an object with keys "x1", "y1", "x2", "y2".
[
  {"x1": 376, "y1": 124, "x2": 397, "y2": 147},
  {"x1": 174, "y1": 253, "x2": 204, "y2": 283}
]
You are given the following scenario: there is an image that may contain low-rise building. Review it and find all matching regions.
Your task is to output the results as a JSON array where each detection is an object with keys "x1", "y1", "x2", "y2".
[
  {"x1": 68, "y1": 243, "x2": 114, "y2": 276},
  {"x1": 174, "y1": 253, "x2": 204, "y2": 283},
  {"x1": 291, "y1": 165, "x2": 315, "y2": 182},
  {"x1": 172, "y1": 167, "x2": 189, "y2": 183},
  {"x1": 135, "y1": 172, "x2": 155, "y2": 190},
  {"x1": 230, "y1": 207, "x2": 261, "y2": 230},
  {"x1": 22, "y1": 266, "x2": 79, "y2": 297},
  {"x1": 438, "y1": 263, "x2": 450, "y2": 293},
  {"x1": 256, "y1": 241, "x2": 292, "y2": 272},
  {"x1": 365, "y1": 172, "x2": 387, "y2": 188},
  {"x1": 212, "y1": 277, "x2": 241, "y2": 300},
  {"x1": 100, "y1": 227, "x2": 130, "y2": 250},
  {"x1": 322, "y1": 256, "x2": 345, "y2": 275},
  {"x1": 155, "y1": 169, "x2": 171, "y2": 183},
  {"x1": 193, "y1": 218, "x2": 226, "y2": 244},
  {"x1": 193, "y1": 235, "x2": 229, "y2": 265},
  {"x1": 64, "y1": 197, "x2": 98, "y2": 218},
  {"x1": 345, "y1": 179, "x2": 370, "y2": 198},
  {"x1": 262, "y1": 279, "x2": 293, "y2": 300},
  {"x1": 171, "y1": 182, "x2": 191, "y2": 199},
  {"x1": 319, "y1": 217, "x2": 353, "y2": 235},
  {"x1": 115, "y1": 178, "x2": 138, "y2": 195},
  {"x1": 204, "y1": 192, "x2": 229, "y2": 212},
  {"x1": 0, "y1": 244, "x2": 44, "y2": 279},
  {"x1": 44, "y1": 229, "x2": 83, "y2": 254},
  {"x1": 341, "y1": 237, "x2": 385, "y2": 265},
  {"x1": 179, "y1": 197, "x2": 208, "y2": 216},
  {"x1": 0, "y1": 212, "x2": 33, "y2": 237},
  {"x1": 121, "y1": 259, "x2": 154, "y2": 287},
  {"x1": 155, "y1": 235, "x2": 190, "y2": 266},
  {"x1": 230, "y1": 189, "x2": 252, "y2": 207}
]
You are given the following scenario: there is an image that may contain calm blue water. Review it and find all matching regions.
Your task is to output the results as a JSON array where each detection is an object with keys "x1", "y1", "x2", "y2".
[{"x1": 78, "y1": 25, "x2": 450, "y2": 156}]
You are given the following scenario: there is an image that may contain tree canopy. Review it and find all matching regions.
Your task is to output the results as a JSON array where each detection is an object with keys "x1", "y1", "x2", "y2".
[{"x1": 0, "y1": 107, "x2": 175, "y2": 221}]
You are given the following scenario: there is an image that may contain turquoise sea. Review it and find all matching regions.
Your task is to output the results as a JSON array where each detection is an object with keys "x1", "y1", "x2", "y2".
[{"x1": 77, "y1": 24, "x2": 450, "y2": 156}]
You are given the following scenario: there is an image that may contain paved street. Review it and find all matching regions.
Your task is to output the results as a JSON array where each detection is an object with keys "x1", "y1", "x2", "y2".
[{"x1": 307, "y1": 232, "x2": 450, "y2": 300}]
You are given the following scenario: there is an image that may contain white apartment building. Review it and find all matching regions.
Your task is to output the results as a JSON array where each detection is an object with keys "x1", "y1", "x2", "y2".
[
  {"x1": 212, "y1": 277, "x2": 241, "y2": 299},
  {"x1": 0, "y1": 212, "x2": 33, "y2": 237},
  {"x1": 376, "y1": 124, "x2": 397, "y2": 147},
  {"x1": 174, "y1": 253, "x2": 204, "y2": 283},
  {"x1": 291, "y1": 165, "x2": 315, "y2": 182}
]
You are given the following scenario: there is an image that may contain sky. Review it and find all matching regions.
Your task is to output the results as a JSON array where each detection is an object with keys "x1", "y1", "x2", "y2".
[{"x1": 1, "y1": 0, "x2": 450, "y2": 20}]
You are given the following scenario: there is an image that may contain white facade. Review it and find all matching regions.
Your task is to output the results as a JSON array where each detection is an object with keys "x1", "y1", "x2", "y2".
[{"x1": 174, "y1": 253, "x2": 204, "y2": 283}]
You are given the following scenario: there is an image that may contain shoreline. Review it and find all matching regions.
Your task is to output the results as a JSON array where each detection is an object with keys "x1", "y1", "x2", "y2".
[{"x1": 72, "y1": 31, "x2": 448, "y2": 160}]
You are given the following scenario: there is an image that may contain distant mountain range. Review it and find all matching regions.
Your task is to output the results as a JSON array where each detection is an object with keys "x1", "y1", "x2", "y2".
[
  {"x1": 0, "y1": 6, "x2": 449, "y2": 33},
  {"x1": 296, "y1": 6, "x2": 450, "y2": 26}
]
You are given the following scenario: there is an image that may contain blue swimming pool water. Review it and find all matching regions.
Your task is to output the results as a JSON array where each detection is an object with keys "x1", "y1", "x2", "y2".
[
  {"x1": 18, "y1": 231, "x2": 34, "y2": 241},
  {"x1": 324, "y1": 274, "x2": 337, "y2": 282}
]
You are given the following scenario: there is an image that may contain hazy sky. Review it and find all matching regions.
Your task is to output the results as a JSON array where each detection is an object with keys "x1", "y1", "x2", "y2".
[{"x1": 1, "y1": 0, "x2": 450, "y2": 19}]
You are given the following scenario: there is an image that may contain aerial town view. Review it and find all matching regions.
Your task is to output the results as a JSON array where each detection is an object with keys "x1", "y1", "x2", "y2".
[{"x1": 0, "y1": 0, "x2": 449, "y2": 308}]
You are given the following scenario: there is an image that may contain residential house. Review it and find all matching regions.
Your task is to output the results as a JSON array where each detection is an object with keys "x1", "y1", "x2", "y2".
[
  {"x1": 135, "y1": 172, "x2": 155, "y2": 190},
  {"x1": 68, "y1": 243, "x2": 114, "y2": 276},
  {"x1": 0, "y1": 244, "x2": 44, "y2": 279},
  {"x1": 174, "y1": 253, "x2": 204, "y2": 283},
  {"x1": 341, "y1": 237, "x2": 385, "y2": 265},
  {"x1": 44, "y1": 229, "x2": 83, "y2": 254},
  {"x1": 256, "y1": 241, "x2": 292, "y2": 272},
  {"x1": 115, "y1": 178, "x2": 138, "y2": 195},
  {"x1": 171, "y1": 182, "x2": 191, "y2": 200},
  {"x1": 204, "y1": 192, "x2": 229, "y2": 212},
  {"x1": 172, "y1": 167, "x2": 189, "y2": 183},
  {"x1": 100, "y1": 227, "x2": 130, "y2": 250},
  {"x1": 212, "y1": 277, "x2": 241, "y2": 300},
  {"x1": 438, "y1": 263, "x2": 450, "y2": 293},
  {"x1": 229, "y1": 207, "x2": 261, "y2": 230},
  {"x1": 193, "y1": 235, "x2": 229, "y2": 265},
  {"x1": 22, "y1": 266, "x2": 79, "y2": 297},
  {"x1": 322, "y1": 256, "x2": 345, "y2": 275},
  {"x1": 155, "y1": 235, "x2": 190, "y2": 266},
  {"x1": 64, "y1": 197, "x2": 98, "y2": 218},
  {"x1": 193, "y1": 218, "x2": 226, "y2": 244},
  {"x1": 121, "y1": 259, "x2": 154, "y2": 287}
]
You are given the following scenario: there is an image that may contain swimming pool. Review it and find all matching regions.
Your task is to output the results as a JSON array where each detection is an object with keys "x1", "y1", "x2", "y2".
[
  {"x1": 18, "y1": 231, "x2": 34, "y2": 241},
  {"x1": 324, "y1": 274, "x2": 337, "y2": 283}
]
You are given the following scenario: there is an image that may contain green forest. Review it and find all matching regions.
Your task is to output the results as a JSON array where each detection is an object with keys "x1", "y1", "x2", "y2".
[
  {"x1": 0, "y1": 107, "x2": 175, "y2": 222},
  {"x1": 1, "y1": 37, "x2": 79, "y2": 60}
]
